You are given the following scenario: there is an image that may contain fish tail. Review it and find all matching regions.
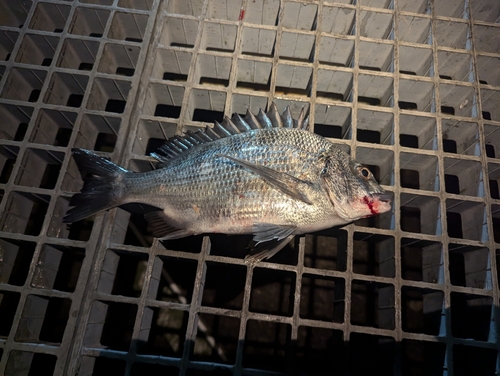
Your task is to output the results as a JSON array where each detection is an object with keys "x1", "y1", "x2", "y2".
[{"x1": 63, "y1": 148, "x2": 129, "y2": 223}]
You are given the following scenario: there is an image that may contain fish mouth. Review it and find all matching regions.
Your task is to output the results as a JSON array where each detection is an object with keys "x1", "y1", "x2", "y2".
[{"x1": 372, "y1": 193, "x2": 391, "y2": 203}]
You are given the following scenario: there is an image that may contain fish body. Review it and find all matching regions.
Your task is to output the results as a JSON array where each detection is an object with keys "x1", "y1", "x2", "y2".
[{"x1": 64, "y1": 104, "x2": 391, "y2": 262}]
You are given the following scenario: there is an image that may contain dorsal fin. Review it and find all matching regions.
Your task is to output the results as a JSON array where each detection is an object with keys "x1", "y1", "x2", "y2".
[{"x1": 151, "y1": 102, "x2": 310, "y2": 167}]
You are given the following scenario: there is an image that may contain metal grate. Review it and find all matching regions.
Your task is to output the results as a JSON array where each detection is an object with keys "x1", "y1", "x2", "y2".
[{"x1": 0, "y1": 0, "x2": 499, "y2": 375}]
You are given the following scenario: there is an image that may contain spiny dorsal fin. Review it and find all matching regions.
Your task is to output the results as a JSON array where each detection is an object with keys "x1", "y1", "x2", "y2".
[{"x1": 151, "y1": 102, "x2": 310, "y2": 166}]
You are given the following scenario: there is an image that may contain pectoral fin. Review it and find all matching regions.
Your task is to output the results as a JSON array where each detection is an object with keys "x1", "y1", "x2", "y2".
[
  {"x1": 219, "y1": 154, "x2": 314, "y2": 204},
  {"x1": 245, "y1": 235, "x2": 295, "y2": 264},
  {"x1": 252, "y1": 223, "x2": 297, "y2": 243}
]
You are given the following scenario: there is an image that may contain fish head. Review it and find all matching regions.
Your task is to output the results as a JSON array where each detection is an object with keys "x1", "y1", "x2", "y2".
[{"x1": 320, "y1": 147, "x2": 392, "y2": 222}]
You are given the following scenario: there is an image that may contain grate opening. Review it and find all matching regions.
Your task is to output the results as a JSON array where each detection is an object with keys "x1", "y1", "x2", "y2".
[
  {"x1": 98, "y1": 43, "x2": 140, "y2": 77},
  {"x1": 15, "y1": 148, "x2": 64, "y2": 190},
  {"x1": 350, "y1": 280, "x2": 395, "y2": 330},
  {"x1": 401, "y1": 238, "x2": 443, "y2": 284},
  {"x1": 349, "y1": 333, "x2": 395, "y2": 375},
  {"x1": 446, "y1": 199, "x2": 485, "y2": 241},
  {"x1": 399, "y1": 78, "x2": 434, "y2": 112},
  {"x1": 450, "y1": 293, "x2": 493, "y2": 342},
  {"x1": 31, "y1": 109, "x2": 77, "y2": 147},
  {"x1": 130, "y1": 362, "x2": 179, "y2": 376},
  {"x1": 30, "y1": 2, "x2": 70, "y2": 33},
  {"x1": 86, "y1": 77, "x2": 131, "y2": 113},
  {"x1": 0, "y1": 291, "x2": 20, "y2": 338},
  {"x1": 401, "y1": 339, "x2": 446, "y2": 376},
  {"x1": 1, "y1": 67, "x2": 47, "y2": 102},
  {"x1": 250, "y1": 268, "x2": 295, "y2": 317},
  {"x1": 47, "y1": 197, "x2": 94, "y2": 241},
  {"x1": 353, "y1": 233, "x2": 395, "y2": 278},
  {"x1": 202, "y1": 262, "x2": 246, "y2": 310},
  {"x1": 109, "y1": 12, "x2": 149, "y2": 42},
  {"x1": 449, "y1": 244, "x2": 491, "y2": 289},
  {"x1": 69, "y1": 7, "x2": 110, "y2": 38},
  {"x1": 0, "y1": 104, "x2": 33, "y2": 141},
  {"x1": 304, "y1": 230, "x2": 348, "y2": 271},
  {"x1": 0, "y1": 145, "x2": 19, "y2": 184},
  {"x1": 15, "y1": 295, "x2": 71, "y2": 344},
  {"x1": 401, "y1": 287, "x2": 444, "y2": 335},
  {"x1": 0, "y1": 1, "x2": 30, "y2": 28},
  {"x1": 243, "y1": 320, "x2": 291, "y2": 372},
  {"x1": 98, "y1": 249, "x2": 148, "y2": 297},
  {"x1": 5, "y1": 351, "x2": 57, "y2": 376},
  {"x1": 300, "y1": 274, "x2": 345, "y2": 323},
  {"x1": 1, "y1": 192, "x2": 50, "y2": 236},
  {"x1": 15, "y1": 33, "x2": 59, "y2": 66},
  {"x1": 79, "y1": 356, "x2": 126, "y2": 376},
  {"x1": 191, "y1": 313, "x2": 240, "y2": 364},
  {"x1": 453, "y1": 345, "x2": 497, "y2": 376},
  {"x1": 0, "y1": 238, "x2": 36, "y2": 286},
  {"x1": 137, "y1": 307, "x2": 189, "y2": 356}
]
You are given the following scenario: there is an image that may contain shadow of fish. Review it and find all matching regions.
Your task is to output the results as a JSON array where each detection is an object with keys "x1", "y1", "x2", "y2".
[{"x1": 64, "y1": 103, "x2": 391, "y2": 263}]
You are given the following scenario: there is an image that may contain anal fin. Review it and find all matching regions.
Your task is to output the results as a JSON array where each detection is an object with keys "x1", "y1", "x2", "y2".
[{"x1": 144, "y1": 211, "x2": 193, "y2": 240}]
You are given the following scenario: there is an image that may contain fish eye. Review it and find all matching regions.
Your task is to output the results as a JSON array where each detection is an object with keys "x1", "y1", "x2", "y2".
[{"x1": 358, "y1": 166, "x2": 371, "y2": 179}]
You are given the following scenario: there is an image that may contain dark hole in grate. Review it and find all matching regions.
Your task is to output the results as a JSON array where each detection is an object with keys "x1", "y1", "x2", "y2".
[
  {"x1": 441, "y1": 106, "x2": 455, "y2": 115},
  {"x1": 0, "y1": 292, "x2": 20, "y2": 337},
  {"x1": 490, "y1": 180, "x2": 499, "y2": 199},
  {"x1": 360, "y1": 66, "x2": 381, "y2": 72},
  {"x1": 314, "y1": 123, "x2": 343, "y2": 139},
  {"x1": 89, "y1": 33, "x2": 103, "y2": 38},
  {"x1": 146, "y1": 138, "x2": 166, "y2": 155},
  {"x1": 400, "y1": 169, "x2": 420, "y2": 189},
  {"x1": 66, "y1": 94, "x2": 83, "y2": 107},
  {"x1": 202, "y1": 262, "x2": 246, "y2": 310},
  {"x1": 125, "y1": 37, "x2": 143, "y2": 43},
  {"x1": 79, "y1": 62, "x2": 94, "y2": 71},
  {"x1": 1, "y1": 240, "x2": 35, "y2": 286},
  {"x1": 105, "y1": 99, "x2": 126, "y2": 113},
  {"x1": 399, "y1": 70, "x2": 417, "y2": 75},
  {"x1": 349, "y1": 333, "x2": 395, "y2": 376},
  {"x1": 137, "y1": 308, "x2": 188, "y2": 357},
  {"x1": 493, "y1": 217, "x2": 500, "y2": 243},
  {"x1": 170, "y1": 42, "x2": 194, "y2": 48},
  {"x1": 54, "y1": 28, "x2": 64, "y2": 33},
  {"x1": 41, "y1": 58, "x2": 52, "y2": 66},
  {"x1": 449, "y1": 251, "x2": 466, "y2": 286},
  {"x1": 191, "y1": 314, "x2": 240, "y2": 364},
  {"x1": 482, "y1": 111, "x2": 491, "y2": 120},
  {"x1": 479, "y1": 79, "x2": 488, "y2": 84},
  {"x1": 401, "y1": 241, "x2": 442, "y2": 284},
  {"x1": 243, "y1": 320, "x2": 291, "y2": 372},
  {"x1": 28, "y1": 353, "x2": 57, "y2": 375},
  {"x1": 316, "y1": 91, "x2": 345, "y2": 101},
  {"x1": 275, "y1": 86, "x2": 309, "y2": 96},
  {"x1": 26, "y1": 198, "x2": 49, "y2": 236},
  {"x1": 186, "y1": 368, "x2": 232, "y2": 375},
  {"x1": 296, "y1": 327, "x2": 345, "y2": 375},
  {"x1": 53, "y1": 247, "x2": 85, "y2": 292},
  {"x1": 100, "y1": 302, "x2": 138, "y2": 351},
  {"x1": 116, "y1": 67, "x2": 135, "y2": 76},
  {"x1": 154, "y1": 104, "x2": 181, "y2": 118},
  {"x1": 400, "y1": 134, "x2": 419, "y2": 148},
  {"x1": 206, "y1": 47, "x2": 234, "y2": 53},
  {"x1": 445, "y1": 174, "x2": 460, "y2": 194},
  {"x1": 29, "y1": 89, "x2": 41, "y2": 102},
  {"x1": 300, "y1": 275, "x2": 345, "y2": 322},
  {"x1": 124, "y1": 213, "x2": 153, "y2": 247},
  {"x1": 193, "y1": 109, "x2": 224, "y2": 123},
  {"x1": 401, "y1": 287, "x2": 443, "y2": 335},
  {"x1": 451, "y1": 293, "x2": 492, "y2": 341},
  {"x1": 401, "y1": 339, "x2": 446, "y2": 376},
  {"x1": 350, "y1": 280, "x2": 395, "y2": 330},
  {"x1": 0, "y1": 159, "x2": 15, "y2": 183},
  {"x1": 110, "y1": 251, "x2": 148, "y2": 298},
  {"x1": 92, "y1": 357, "x2": 126, "y2": 376},
  {"x1": 163, "y1": 72, "x2": 188, "y2": 81},
  {"x1": 153, "y1": 257, "x2": 197, "y2": 303},
  {"x1": 199, "y1": 77, "x2": 229, "y2": 87},
  {"x1": 130, "y1": 363, "x2": 180, "y2": 375},
  {"x1": 398, "y1": 101, "x2": 418, "y2": 110},
  {"x1": 54, "y1": 127, "x2": 72, "y2": 147},
  {"x1": 40, "y1": 164, "x2": 61, "y2": 189},
  {"x1": 236, "y1": 81, "x2": 271, "y2": 91},
  {"x1": 68, "y1": 218, "x2": 93, "y2": 241},
  {"x1": 94, "y1": 132, "x2": 117, "y2": 152},
  {"x1": 357, "y1": 129, "x2": 380, "y2": 144},
  {"x1": 161, "y1": 234, "x2": 203, "y2": 253},
  {"x1": 439, "y1": 75, "x2": 452, "y2": 80},
  {"x1": 447, "y1": 212, "x2": 463, "y2": 238},
  {"x1": 401, "y1": 206, "x2": 421, "y2": 233},
  {"x1": 304, "y1": 229, "x2": 348, "y2": 271},
  {"x1": 249, "y1": 268, "x2": 295, "y2": 317},
  {"x1": 485, "y1": 144, "x2": 495, "y2": 158},
  {"x1": 443, "y1": 139, "x2": 457, "y2": 153},
  {"x1": 15, "y1": 123, "x2": 29, "y2": 141},
  {"x1": 453, "y1": 345, "x2": 497, "y2": 376},
  {"x1": 39, "y1": 297, "x2": 71, "y2": 343},
  {"x1": 5, "y1": 53, "x2": 11, "y2": 60},
  {"x1": 358, "y1": 96, "x2": 381, "y2": 106}
]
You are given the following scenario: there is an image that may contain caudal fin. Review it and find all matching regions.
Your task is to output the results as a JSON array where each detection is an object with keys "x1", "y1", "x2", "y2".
[{"x1": 63, "y1": 149, "x2": 129, "y2": 223}]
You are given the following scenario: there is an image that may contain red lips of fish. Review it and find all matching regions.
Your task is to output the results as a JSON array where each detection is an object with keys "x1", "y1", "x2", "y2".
[{"x1": 363, "y1": 196, "x2": 382, "y2": 216}]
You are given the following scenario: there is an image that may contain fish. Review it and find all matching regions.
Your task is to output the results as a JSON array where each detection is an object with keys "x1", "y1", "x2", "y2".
[{"x1": 63, "y1": 103, "x2": 391, "y2": 262}]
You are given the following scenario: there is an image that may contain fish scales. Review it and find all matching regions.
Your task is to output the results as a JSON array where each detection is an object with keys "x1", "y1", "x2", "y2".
[{"x1": 63, "y1": 103, "x2": 391, "y2": 262}]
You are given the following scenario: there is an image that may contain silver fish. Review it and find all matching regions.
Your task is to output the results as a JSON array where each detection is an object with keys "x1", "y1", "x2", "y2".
[{"x1": 64, "y1": 103, "x2": 391, "y2": 262}]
